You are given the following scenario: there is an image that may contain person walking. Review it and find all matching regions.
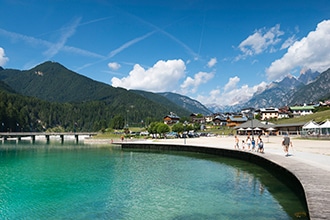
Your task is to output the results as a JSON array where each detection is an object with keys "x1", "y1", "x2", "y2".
[
  {"x1": 251, "y1": 137, "x2": 256, "y2": 152},
  {"x1": 234, "y1": 135, "x2": 239, "y2": 149},
  {"x1": 257, "y1": 138, "x2": 264, "y2": 153},
  {"x1": 242, "y1": 140, "x2": 246, "y2": 151},
  {"x1": 282, "y1": 134, "x2": 293, "y2": 156},
  {"x1": 246, "y1": 136, "x2": 252, "y2": 151}
]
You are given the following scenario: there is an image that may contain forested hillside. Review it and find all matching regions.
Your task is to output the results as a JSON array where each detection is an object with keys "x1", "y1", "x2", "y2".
[
  {"x1": 0, "y1": 61, "x2": 145, "y2": 102},
  {"x1": 0, "y1": 61, "x2": 192, "y2": 132},
  {"x1": 0, "y1": 89, "x2": 168, "y2": 132}
]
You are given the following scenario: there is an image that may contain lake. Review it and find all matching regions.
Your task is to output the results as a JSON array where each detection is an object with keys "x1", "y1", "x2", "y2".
[{"x1": 0, "y1": 141, "x2": 308, "y2": 219}]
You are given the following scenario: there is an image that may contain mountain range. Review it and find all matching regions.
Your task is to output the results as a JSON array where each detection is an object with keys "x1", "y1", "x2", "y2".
[
  {"x1": 1, "y1": 61, "x2": 329, "y2": 118},
  {"x1": 0, "y1": 61, "x2": 207, "y2": 120},
  {"x1": 242, "y1": 68, "x2": 330, "y2": 109}
]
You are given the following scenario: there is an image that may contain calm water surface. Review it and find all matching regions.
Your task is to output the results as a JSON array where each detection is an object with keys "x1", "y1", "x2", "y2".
[{"x1": 0, "y1": 141, "x2": 307, "y2": 219}]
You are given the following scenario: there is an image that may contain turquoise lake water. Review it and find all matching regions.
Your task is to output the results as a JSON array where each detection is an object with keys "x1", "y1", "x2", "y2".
[{"x1": 0, "y1": 141, "x2": 308, "y2": 219}]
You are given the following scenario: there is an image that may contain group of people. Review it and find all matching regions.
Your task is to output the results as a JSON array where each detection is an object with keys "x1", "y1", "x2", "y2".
[
  {"x1": 234, "y1": 135, "x2": 264, "y2": 153},
  {"x1": 234, "y1": 134, "x2": 293, "y2": 156}
]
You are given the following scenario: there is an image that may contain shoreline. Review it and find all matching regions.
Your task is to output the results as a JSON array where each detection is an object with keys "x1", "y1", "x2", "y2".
[{"x1": 85, "y1": 135, "x2": 330, "y2": 169}]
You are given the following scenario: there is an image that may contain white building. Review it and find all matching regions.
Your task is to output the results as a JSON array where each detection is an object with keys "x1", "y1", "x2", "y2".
[{"x1": 259, "y1": 107, "x2": 279, "y2": 121}]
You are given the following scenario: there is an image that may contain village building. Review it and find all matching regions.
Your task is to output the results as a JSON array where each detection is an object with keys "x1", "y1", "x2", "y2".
[
  {"x1": 278, "y1": 106, "x2": 290, "y2": 119},
  {"x1": 234, "y1": 119, "x2": 273, "y2": 136},
  {"x1": 204, "y1": 115, "x2": 214, "y2": 123},
  {"x1": 258, "y1": 107, "x2": 279, "y2": 121},
  {"x1": 290, "y1": 105, "x2": 315, "y2": 117},
  {"x1": 212, "y1": 114, "x2": 227, "y2": 126},
  {"x1": 319, "y1": 100, "x2": 330, "y2": 107},
  {"x1": 163, "y1": 113, "x2": 180, "y2": 125},
  {"x1": 190, "y1": 113, "x2": 206, "y2": 124},
  {"x1": 226, "y1": 115, "x2": 248, "y2": 127},
  {"x1": 273, "y1": 122, "x2": 306, "y2": 135}
]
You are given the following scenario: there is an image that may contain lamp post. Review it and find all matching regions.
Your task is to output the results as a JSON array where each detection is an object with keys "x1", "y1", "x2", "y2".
[
  {"x1": 249, "y1": 112, "x2": 254, "y2": 138},
  {"x1": 183, "y1": 121, "x2": 188, "y2": 144}
]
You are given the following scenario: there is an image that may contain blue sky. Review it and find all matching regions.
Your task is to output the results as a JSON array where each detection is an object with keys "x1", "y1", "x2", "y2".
[{"x1": 1, "y1": 0, "x2": 330, "y2": 108}]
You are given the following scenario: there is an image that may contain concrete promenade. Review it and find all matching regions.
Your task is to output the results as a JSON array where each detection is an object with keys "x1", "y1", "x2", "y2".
[{"x1": 115, "y1": 135, "x2": 330, "y2": 220}]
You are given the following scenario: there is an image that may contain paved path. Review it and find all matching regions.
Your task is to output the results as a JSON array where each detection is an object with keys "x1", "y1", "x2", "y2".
[{"x1": 114, "y1": 135, "x2": 330, "y2": 220}]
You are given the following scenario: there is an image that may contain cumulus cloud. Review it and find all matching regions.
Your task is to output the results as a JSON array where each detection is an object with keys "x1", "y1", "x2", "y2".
[
  {"x1": 0, "y1": 47, "x2": 9, "y2": 66},
  {"x1": 111, "y1": 59, "x2": 186, "y2": 92},
  {"x1": 207, "y1": 57, "x2": 217, "y2": 68},
  {"x1": 266, "y1": 20, "x2": 330, "y2": 81},
  {"x1": 235, "y1": 24, "x2": 284, "y2": 61},
  {"x1": 224, "y1": 76, "x2": 240, "y2": 92},
  {"x1": 108, "y1": 62, "x2": 121, "y2": 70},
  {"x1": 196, "y1": 79, "x2": 267, "y2": 106},
  {"x1": 180, "y1": 71, "x2": 214, "y2": 94}
]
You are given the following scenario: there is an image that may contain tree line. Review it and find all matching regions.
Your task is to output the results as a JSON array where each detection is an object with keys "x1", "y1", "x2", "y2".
[{"x1": 0, "y1": 91, "x2": 163, "y2": 132}]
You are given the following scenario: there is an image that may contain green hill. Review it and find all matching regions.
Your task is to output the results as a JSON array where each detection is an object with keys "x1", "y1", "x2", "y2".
[
  {"x1": 0, "y1": 62, "x2": 189, "y2": 116},
  {"x1": 275, "y1": 109, "x2": 330, "y2": 125},
  {"x1": 0, "y1": 61, "x2": 192, "y2": 131},
  {"x1": 0, "y1": 80, "x2": 16, "y2": 93},
  {"x1": 0, "y1": 61, "x2": 134, "y2": 102}
]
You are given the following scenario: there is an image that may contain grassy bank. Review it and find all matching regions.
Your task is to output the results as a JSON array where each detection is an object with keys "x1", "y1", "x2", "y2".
[{"x1": 275, "y1": 109, "x2": 330, "y2": 124}]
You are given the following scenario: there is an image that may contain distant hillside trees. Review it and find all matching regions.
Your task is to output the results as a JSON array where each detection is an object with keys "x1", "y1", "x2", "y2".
[
  {"x1": 0, "y1": 91, "x2": 167, "y2": 132},
  {"x1": 147, "y1": 122, "x2": 170, "y2": 138},
  {"x1": 109, "y1": 114, "x2": 125, "y2": 129}
]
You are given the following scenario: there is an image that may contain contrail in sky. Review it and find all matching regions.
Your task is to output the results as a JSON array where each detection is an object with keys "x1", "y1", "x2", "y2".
[
  {"x1": 108, "y1": 31, "x2": 156, "y2": 58},
  {"x1": 117, "y1": 7, "x2": 200, "y2": 60},
  {"x1": 197, "y1": 14, "x2": 206, "y2": 57},
  {"x1": 43, "y1": 17, "x2": 81, "y2": 59}
]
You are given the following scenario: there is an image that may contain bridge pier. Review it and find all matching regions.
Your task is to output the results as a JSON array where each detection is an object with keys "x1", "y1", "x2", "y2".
[
  {"x1": 60, "y1": 135, "x2": 64, "y2": 144},
  {"x1": 45, "y1": 135, "x2": 50, "y2": 144},
  {"x1": 31, "y1": 135, "x2": 35, "y2": 144},
  {"x1": 0, "y1": 132, "x2": 97, "y2": 144}
]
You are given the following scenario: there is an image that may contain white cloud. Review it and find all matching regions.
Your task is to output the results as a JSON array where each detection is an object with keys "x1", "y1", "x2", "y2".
[
  {"x1": 111, "y1": 59, "x2": 186, "y2": 92},
  {"x1": 280, "y1": 35, "x2": 296, "y2": 50},
  {"x1": 236, "y1": 24, "x2": 284, "y2": 61},
  {"x1": 180, "y1": 71, "x2": 214, "y2": 94},
  {"x1": 266, "y1": 20, "x2": 330, "y2": 81},
  {"x1": 207, "y1": 57, "x2": 217, "y2": 68},
  {"x1": 108, "y1": 62, "x2": 121, "y2": 70},
  {"x1": 224, "y1": 76, "x2": 240, "y2": 92},
  {"x1": 196, "y1": 80, "x2": 267, "y2": 106},
  {"x1": 0, "y1": 47, "x2": 9, "y2": 66}
]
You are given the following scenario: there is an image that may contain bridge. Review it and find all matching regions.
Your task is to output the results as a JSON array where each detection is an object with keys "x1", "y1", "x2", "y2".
[{"x1": 0, "y1": 132, "x2": 98, "y2": 144}]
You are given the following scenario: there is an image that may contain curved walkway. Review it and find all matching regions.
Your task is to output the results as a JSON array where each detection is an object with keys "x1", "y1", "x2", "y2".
[{"x1": 113, "y1": 135, "x2": 330, "y2": 220}]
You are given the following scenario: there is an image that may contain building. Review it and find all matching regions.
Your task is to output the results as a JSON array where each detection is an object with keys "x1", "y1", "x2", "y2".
[
  {"x1": 278, "y1": 106, "x2": 290, "y2": 119},
  {"x1": 163, "y1": 113, "x2": 180, "y2": 125},
  {"x1": 190, "y1": 113, "x2": 206, "y2": 124},
  {"x1": 212, "y1": 114, "x2": 227, "y2": 126},
  {"x1": 227, "y1": 115, "x2": 248, "y2": 127},
  {"x1": 259, "y1": 107, "x2": 279, "y2": 121},
  {"x1": 289, "y1": 106, "x2": 315, "y2": 117},
  {"x1": 204, "y1": 115, "x2": 214, "y2": 123},
  {"x1": 234, "y1": 119, "x2": 273, "y2": 135}
]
